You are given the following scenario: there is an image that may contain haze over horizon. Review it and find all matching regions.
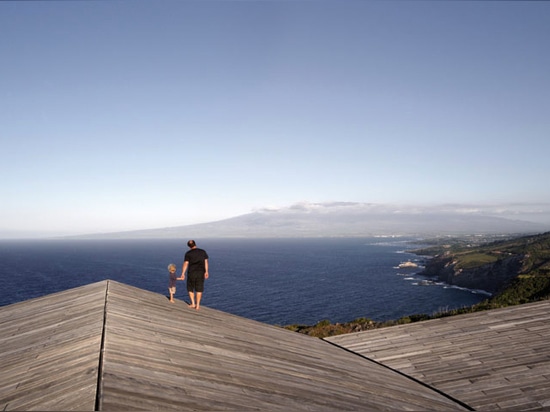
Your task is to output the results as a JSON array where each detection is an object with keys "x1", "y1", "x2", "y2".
[
  {"x1": 2, "y1": 1, "x2": 549, "y2": 237},
  {"x1": 5, "y1": 201, "x2": 550, "y2": 240}
]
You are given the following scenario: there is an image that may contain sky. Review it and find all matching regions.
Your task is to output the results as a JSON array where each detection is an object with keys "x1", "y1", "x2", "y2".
[{"x1": 1, "y1": 0, "x2": 550, "y2": 237}]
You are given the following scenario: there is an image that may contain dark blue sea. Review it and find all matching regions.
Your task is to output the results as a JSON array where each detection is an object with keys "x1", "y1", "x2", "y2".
[{"x1": 0, "y1": 238, "x2": 489, "y2": 325}]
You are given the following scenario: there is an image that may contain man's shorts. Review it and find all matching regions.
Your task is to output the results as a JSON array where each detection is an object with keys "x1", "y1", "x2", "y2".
[{"x1": 187, "y1": 273, "x2": 205, "y2": 293}]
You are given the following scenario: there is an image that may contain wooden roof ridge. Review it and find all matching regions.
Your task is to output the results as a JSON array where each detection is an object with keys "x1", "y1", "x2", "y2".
[{"x1": 1, "y1": 279, "x2": 471, "y2": 411}]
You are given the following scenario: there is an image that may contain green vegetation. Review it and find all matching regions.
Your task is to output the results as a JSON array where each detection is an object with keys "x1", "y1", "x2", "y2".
[
  {"x1": 285, "y1": 232, "x2": 550, "y2": 339},
  {"x1": 454, "y1": 252, "x2": 499, "y2": 269},
  {"x1": 487, "y1": 275, "x2": 550, "y2": 305}
]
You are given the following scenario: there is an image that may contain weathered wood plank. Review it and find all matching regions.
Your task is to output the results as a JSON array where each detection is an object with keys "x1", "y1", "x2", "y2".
[
  {"x1": 0, "y1": 281, "x2": 107, "y2": 411},
  {"x1": 98, "y1": 280, "x2": 467, "y2": 411},
  {"x1": 16, "y1": 279, "x2": 550, "y2": 410},
  {"x1": 327, "y1": 300, "x2": 550, "y2": 410}
]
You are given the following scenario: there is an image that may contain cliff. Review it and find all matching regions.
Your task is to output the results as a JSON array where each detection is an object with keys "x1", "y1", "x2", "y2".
[
  {"x1": 420, "y1": 252, "x2": 523, "y2": 294},
  {"x1": 417, "y1": 232, "x2": 550, "y2": 295}
]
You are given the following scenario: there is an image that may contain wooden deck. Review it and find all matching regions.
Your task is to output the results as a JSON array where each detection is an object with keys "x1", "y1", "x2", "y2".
[
  {"x1": 0, "y1": 282, "x2": 106, "y2": 411},
  {"x1": 327, "y1": 300, "x2": 550, "y2": 410},
  {"x1": 1, "y1": 280, "x2": 468, "y2": 411}
]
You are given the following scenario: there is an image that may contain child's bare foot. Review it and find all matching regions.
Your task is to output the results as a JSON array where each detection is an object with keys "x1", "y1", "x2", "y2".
[{"x1": 170, "y1": 300, "x2": 174, "y2": 303}]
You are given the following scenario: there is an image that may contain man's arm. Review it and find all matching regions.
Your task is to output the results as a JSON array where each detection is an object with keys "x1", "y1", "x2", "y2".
[
  {"x1": 204, "y1": 259, "x2": 209, "y2": 279},
  {"x1": 179, "y1": 261, "x2": 189, "y2": 280}
]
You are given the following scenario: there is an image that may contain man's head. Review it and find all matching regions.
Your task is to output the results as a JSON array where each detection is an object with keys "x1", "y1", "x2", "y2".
[{"x1": 187, "y1": 240, "x2": 196, "y2": 248}]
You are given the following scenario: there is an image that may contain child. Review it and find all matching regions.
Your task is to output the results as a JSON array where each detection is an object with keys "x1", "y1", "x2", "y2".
[{"x1": 167, "y1": 263, "x2": 178, "y2": 303}]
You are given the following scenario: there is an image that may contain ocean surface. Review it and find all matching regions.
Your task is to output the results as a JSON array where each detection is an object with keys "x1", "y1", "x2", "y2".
[{"x1": 0, "y1": 237, "x2": 490, "y2": 325}]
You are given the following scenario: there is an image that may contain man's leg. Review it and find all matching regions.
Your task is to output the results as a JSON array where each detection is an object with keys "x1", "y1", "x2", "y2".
[
  {"x1": 195, "y1": 292, "x2": 202, "y2": 310},
  {"x1": 188, "y1": 291, "x2": 196, "y2": 308}
]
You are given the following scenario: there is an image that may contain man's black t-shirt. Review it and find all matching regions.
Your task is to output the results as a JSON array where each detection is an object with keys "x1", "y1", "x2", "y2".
[{"x1": 184, "y1": 248, "x2": 209, "y2": 276}]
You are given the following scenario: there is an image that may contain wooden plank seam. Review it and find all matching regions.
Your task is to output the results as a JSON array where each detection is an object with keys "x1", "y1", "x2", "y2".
[
  {"x1": 323, "y1": 338, "x2": 476, "y2": 411},
  {"x1": 94, "y1": 280, "x2": 110, "y2": 411}
]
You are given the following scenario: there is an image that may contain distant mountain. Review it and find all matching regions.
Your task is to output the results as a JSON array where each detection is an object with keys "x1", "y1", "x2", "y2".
[{"x1": 74, "y1": 202, "x2": 550, "y2": 239}]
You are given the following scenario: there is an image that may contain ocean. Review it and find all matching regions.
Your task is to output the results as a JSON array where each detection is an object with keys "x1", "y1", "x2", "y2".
[{"x1": 0, "y1": 237, "x2": 489, "y2": 325}]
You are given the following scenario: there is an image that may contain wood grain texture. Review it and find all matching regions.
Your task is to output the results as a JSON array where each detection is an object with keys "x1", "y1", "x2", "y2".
[
  {"x1": 98, "y1": 281, "x2": 467, "y2": 411},
  {"x1": 12, "y1": 279, "x2": 548, "y2": 410},
  {"x1": 1, "y1": 280, "x2": 468, "y2": 411},
  {"x1": 0, "y1": 282, "x2": 106, "y2": 411},
  {"x1": 327, "y1": 300, "x2": 550, "y2": 410}
]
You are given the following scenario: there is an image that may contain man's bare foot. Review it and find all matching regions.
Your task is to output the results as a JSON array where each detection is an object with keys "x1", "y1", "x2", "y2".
[
  {"x1": 188, "y1": 304, "x2": 196, "y2": 308},
  {"x1": 170, "y1": 300, "x2": 174, "y2": 303},
  {"x1": 195, "y1": 305, "x2": 200, "y2": 311}
]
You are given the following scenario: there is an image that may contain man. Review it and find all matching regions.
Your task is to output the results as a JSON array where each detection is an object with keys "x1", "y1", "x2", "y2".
[{"x1": 179, "y1": 239, "x2": 209, "y2": 310}]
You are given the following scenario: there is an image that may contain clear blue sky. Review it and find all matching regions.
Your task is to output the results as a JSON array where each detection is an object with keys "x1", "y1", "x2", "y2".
[{"x1": 2, "y1": 0, "x2": 549, "y2": 236}]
